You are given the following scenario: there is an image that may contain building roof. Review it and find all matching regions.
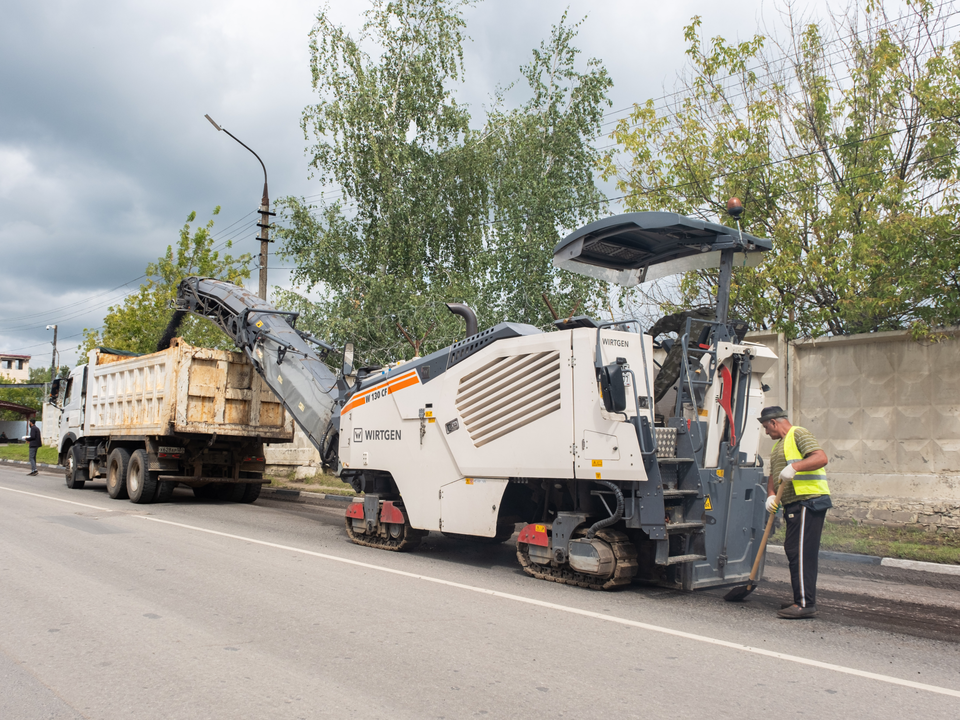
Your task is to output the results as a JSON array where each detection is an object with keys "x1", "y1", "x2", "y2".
[{"x1": 0, "y1": 400, "x2": 37, "y2": 418}]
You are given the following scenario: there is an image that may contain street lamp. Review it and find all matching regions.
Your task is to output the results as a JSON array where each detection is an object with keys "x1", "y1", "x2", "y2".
[
  {"x1": 45, "y1": 325, "x2": 57, "y2": 380},
  {"x1": 204, "y1": 114, "x2": 274, "y2": 300}
]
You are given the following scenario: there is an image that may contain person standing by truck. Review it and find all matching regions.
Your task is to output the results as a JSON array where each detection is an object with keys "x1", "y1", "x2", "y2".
[
  {"x1": 23, "y1": 418, "x2": 42, "y2": 476},
  {"x1": 760, "y1": 406, "x2": 831, "y2": 619}
]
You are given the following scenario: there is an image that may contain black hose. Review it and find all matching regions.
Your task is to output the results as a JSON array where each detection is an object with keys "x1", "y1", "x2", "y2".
[
  {"x1": 585, "y1": 481, "x2": 624, "y2": 538},
  {"x1": 320, "y1": 422, "x2": 339, "y2": 469}
]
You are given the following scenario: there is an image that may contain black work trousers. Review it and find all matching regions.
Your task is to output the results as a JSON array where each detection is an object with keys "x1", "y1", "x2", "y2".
[{"x1": 783, "y1": 502, "x2": 827, "y2": 608}]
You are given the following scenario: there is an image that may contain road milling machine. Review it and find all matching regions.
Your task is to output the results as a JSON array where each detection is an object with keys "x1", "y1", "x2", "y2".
[{"x1": 175, "y1": 210, "x2": 777, "y2": 591}]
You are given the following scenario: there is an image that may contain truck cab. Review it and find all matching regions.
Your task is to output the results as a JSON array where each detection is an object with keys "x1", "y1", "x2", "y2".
[{"x1": 54, "y1": 364, "x2": 86, "y2": 460}]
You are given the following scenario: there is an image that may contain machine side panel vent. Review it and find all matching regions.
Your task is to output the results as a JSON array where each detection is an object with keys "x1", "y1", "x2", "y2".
[{"x1": 455, "y1": 351, "x2": 562, "y2": 448}]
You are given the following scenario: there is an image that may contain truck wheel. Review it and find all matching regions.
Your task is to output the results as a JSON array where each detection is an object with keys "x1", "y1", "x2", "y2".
[
  {"x1": 127, "y1": 449, "x2": 157, "y2": 504},
  {"x1": 239, "y1": 483, "x2": 262, "y2": 503},
  {"x1": 65, "y1": 446, "x2": 88, "y2": 490},
  {"x1": 106, "y1": 448, "x2": 130, "y2": 499},
  {"x1": 154, "y1": 481, "x2": 176, "y2": 503}
]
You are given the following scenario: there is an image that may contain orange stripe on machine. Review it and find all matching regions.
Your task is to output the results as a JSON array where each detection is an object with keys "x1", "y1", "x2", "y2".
[{"x1": 341, "y1": 370, "x2": 421, "y2": 414}]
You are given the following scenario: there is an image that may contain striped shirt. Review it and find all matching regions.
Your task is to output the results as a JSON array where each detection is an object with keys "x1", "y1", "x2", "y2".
[{"x1": 769, "y1": 426, "x2": 825, "y2": 506}]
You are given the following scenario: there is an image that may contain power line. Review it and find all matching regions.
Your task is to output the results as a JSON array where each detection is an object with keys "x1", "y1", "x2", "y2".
[
  {"x1": 595, "y1": 1, "x2": 959, "y2": 131},
  {"x1": 0, "y1": 206, "x2": 263, "y2": 342},
  {"x1": 594, "y1": 18, "x2": 960, "y2": 153},
  {"x1": 4, "y1": 332, "x2": 85, "y2": 356},
  {"x1": 0, "y1": 275, "x2": 147, "y2": 329},
  {"x1": 0, "y1": 284, "x2": 148, "y2": 333}
]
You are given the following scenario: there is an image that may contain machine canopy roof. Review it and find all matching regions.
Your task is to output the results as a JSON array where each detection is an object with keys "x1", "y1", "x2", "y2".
[{"x1": 553, "y1": 212, "x2": 772, "y2": 287}]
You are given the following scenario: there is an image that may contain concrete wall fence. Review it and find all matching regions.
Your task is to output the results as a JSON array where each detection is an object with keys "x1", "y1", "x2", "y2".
[
  {"x1": 749, "y1": 327, "x2": 960, "y2": 532},
  {"x1": 265, "y1": 424, "x2": 325, "y2": 480}
]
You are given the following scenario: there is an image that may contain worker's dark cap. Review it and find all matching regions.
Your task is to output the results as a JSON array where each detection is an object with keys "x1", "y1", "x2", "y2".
[{"x1": 757, "y1": 406, "x2": 788, "y2": 423}]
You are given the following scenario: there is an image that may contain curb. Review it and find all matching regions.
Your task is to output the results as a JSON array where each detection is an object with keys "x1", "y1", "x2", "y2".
[
  {"x1": 259, "y1": 486, "x2": 355, "y2": 508},
  {"x1": 768, "y1": 544, "x2": 960, "y2": 577},
  {"x1": 0, "y1": 458, "x2": 61, "y2": 472}
]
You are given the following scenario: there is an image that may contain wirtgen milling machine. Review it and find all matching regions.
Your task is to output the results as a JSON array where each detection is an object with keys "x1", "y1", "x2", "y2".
[{"x1": 175, "y1": 210, "x2": 776, "y2": 592}]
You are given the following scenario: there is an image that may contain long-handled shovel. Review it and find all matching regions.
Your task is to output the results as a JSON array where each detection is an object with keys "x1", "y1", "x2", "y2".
[{"x1": 724, "y1": 482, "x2": 786, "y2": 602}]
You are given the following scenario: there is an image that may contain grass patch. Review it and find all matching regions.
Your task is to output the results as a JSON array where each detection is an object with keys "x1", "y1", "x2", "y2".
[
  {"x1": 266, "y1": 468, "x2": 357, "y2": 497},
  {"x1": 771, "y1": 519, "x2": 960, "y2": 565},
  {"x1": 0, "y1": 445, "x2": 59, "y2": 464}
]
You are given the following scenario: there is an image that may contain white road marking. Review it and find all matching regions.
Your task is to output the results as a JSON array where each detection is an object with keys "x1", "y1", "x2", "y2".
[
  {"x1": 1, "y1": 486, "x2": 112, "y2": 511},
  {"x1": 4, "y1": 484, "x2": 960, "y2": 699}
]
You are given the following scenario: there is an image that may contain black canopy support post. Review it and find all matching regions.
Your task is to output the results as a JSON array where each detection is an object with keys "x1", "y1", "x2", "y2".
[{"x1": 716, "y1": 248, "x2": 734, "y2": 327}]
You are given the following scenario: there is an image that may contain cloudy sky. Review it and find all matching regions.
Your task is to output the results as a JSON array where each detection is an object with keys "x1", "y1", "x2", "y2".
[{"x1": 0, "y1": 0, "x2": 830, "y2": 369}]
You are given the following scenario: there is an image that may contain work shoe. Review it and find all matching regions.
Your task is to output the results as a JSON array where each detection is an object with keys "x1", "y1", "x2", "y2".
[
  {"x1": 28, "y1": 470, "x2": 38, "y2": 476},
  {"x1": 777, "y1": 604, "x2": 818, "y2": 619}
]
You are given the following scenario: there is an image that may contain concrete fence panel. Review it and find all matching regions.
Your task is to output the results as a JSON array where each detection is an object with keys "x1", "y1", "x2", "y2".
[{"x1": 749, "y1": 328, "x2": 960, "y2": 531}]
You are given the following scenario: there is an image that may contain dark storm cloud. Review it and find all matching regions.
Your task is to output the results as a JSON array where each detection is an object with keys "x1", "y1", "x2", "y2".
[{"x1": 0, "y1": 0, "x2": 322, "y2": 363}]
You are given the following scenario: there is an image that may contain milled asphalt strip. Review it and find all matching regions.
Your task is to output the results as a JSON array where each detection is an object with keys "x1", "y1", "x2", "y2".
[{"x1": 3, "y1": 485, "x2": 960, "y2": 700}]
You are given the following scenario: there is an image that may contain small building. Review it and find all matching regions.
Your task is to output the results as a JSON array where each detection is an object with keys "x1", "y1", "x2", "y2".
[{"x1": 0, "y1": 353, "x2": 31, "y2": 383}]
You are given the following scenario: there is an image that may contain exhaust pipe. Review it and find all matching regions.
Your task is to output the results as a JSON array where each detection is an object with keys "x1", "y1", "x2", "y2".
[{"x1": 446, "y1": 303, "x2": 478, "y2": 339}]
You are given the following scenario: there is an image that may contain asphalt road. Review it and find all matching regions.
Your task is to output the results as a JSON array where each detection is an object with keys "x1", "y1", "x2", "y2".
[{"x1": 2, "y1": 465, "x2": 959, "y2": 719}]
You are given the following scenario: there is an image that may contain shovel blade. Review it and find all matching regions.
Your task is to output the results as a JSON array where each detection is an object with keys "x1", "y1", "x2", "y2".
[{"x1": 723, "y1": 582, "x2": 756, "y2": 602}]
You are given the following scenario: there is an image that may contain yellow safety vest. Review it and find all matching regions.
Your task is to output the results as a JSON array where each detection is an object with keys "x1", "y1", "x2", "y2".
[{"x1": 773, "y1": 426, "x2": 830, "y2": 496}]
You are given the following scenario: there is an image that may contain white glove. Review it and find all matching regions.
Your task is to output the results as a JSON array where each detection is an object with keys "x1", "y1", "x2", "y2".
[
  {"x1": 765, "y1": 495, "x2": 779, "y2": 514},
  {"x1": 779, "y1": 463, "x2": 797, "y2": 481}
]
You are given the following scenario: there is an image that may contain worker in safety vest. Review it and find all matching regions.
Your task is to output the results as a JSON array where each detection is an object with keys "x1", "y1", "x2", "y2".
[{"x1": 760, "y1": 406, "x2": 831, "y2": 619}]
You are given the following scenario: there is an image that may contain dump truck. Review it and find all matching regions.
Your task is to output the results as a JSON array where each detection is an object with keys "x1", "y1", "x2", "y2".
[
  {"x1": 52, "y1": 338, "x2": 293, "y2": 503},
  {"x1": 170, "y1": 209, "x2": 779, "y2": 592}
]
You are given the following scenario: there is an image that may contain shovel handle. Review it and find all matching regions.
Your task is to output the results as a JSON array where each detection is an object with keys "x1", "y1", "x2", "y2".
[{"x1": 747, "y1": 482, "x2": 787, "y2": 584}]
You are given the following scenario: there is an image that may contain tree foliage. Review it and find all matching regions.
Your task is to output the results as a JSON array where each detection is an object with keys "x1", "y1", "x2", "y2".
[
  {"x1": 0, "y1": 366, "x2": 69, "y2": 421},
  {"x1": 479, "y1": 11, "x2": 612, "y2": 328},
  {"x1": 278, "y1": 0, "x2": 612, "y2": 364},
  {"x1": 81, "y1": 209, "x2": 252, "y2": 357},
  {"x1": 604, "y1": 0, "x2": 960, "y2": 338},
  {"x1": 279, "y1": 0, "x2": 484, "y2": 364}
]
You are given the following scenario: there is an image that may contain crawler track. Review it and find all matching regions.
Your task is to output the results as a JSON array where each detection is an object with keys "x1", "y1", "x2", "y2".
[
  {"x1": 517, "y1": 528, "x2": 639, "y2": 590},
  {"x1": 344, "y1": 514, "x2": 426, "y2": 552}
]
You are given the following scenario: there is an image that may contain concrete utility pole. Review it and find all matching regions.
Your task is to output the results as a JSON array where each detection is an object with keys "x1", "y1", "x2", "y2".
[
  {"x1": 45, "y1": 324, "x2": 57, "y2": 380},
  {"x1": 204, "y1": 114, "x2": 274, "y2": 300}
]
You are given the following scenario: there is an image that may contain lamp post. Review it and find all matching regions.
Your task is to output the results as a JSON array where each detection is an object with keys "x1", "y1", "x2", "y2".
[
  {"x1": 45, "y1": 325, "x2": 57, "y2": 380},
  {"x1": 204, "y1": 114, "x2": 274, "y2": 300}
]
